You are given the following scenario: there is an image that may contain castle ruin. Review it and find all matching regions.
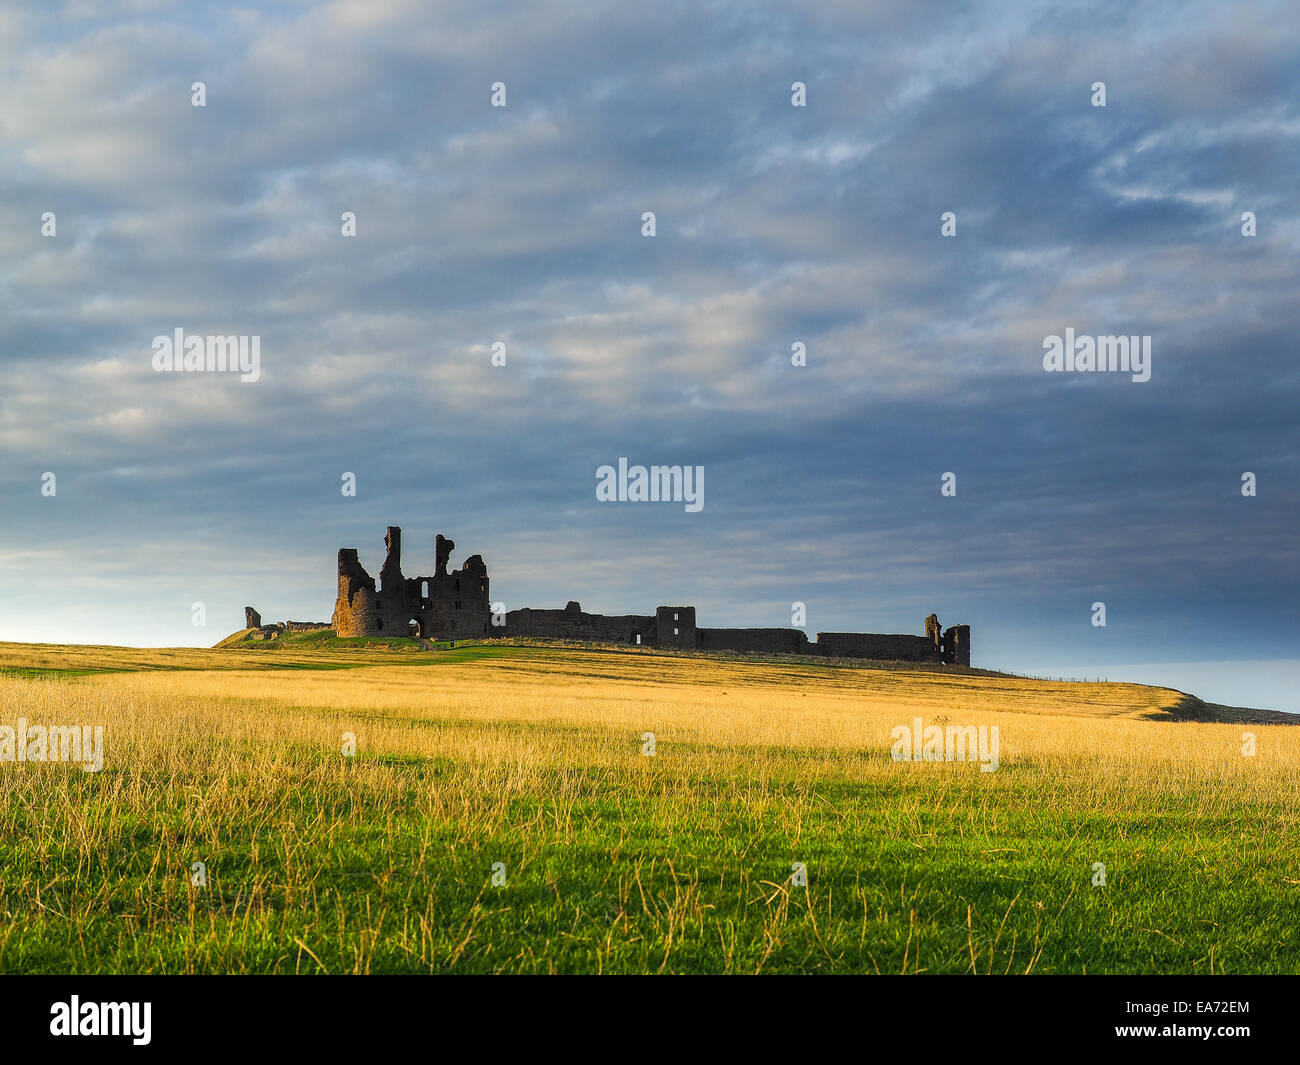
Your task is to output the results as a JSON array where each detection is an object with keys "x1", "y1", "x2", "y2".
[
  {"x1": 333, "y1": 527, "x2": 490, "y2": 640},
  {"x1": 260, "y1": 525, "x2": 974, "y2": 664}
]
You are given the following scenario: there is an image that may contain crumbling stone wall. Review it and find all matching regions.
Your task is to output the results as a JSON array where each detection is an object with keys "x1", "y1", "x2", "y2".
[
  {"x1": 816, "y1": 632, "x2": 938, "y2": 661},
  {"x1": 495, "y1": 598, "x2": 968, "y2": 663},
  {"x1": 502, "y1": 603, "x2": 656, "y2": 644},
  {"x1": 492, "y1": 605, "x2": 968, "y2": 663},
  {"x1": 697, "y1": 627, "x2": 811, "y2": 654},
  {"x1": 240, "y1": 611, "x2": 330, "y2": 641},
  {"x1": 815, "y1": 616, "x2": 970, "y2": 664}
]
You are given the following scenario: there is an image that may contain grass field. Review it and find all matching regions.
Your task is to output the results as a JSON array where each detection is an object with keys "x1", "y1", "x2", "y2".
[{"x1": 1, "y1": 636, "x2": 1297, "y2": 974}]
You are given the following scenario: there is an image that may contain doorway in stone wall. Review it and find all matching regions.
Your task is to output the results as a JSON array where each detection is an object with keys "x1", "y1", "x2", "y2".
[{"x1": 408, "y1": 618, "x2": 424, "y2": 638}]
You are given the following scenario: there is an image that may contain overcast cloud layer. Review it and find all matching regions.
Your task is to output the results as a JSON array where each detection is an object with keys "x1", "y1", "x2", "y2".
[{"x1": 1, "y1": 0, "x2": 1297, "y2": 710}]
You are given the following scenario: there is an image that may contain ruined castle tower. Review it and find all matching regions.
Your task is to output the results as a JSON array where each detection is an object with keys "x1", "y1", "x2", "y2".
[
  {"x1": 942, "y1": 625, "x2": 971, "y2": 667},
  {"x1": 379, "y1": 526, "x2": 403, "y2": 592},
  {"x1": 655, "y1": 606, "x2": 697, "y2": 648},
  {"x1": 925, "y1": 613, "x2": 941, "y2": 651},
  {"x1": 332, "y1": 526, "x2": 490, "y2": 639}
]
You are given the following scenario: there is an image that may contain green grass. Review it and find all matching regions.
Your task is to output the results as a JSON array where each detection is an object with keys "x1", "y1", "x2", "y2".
[
  {"x1": 0, "y1": 667, "x2": 120, "y2": 679},
  {"x1": 221, "y1": 628, "x2": 430, "y2": 652},
  {"x1": 4, "y1": 738, "x2": 1295, "y2": 974}
]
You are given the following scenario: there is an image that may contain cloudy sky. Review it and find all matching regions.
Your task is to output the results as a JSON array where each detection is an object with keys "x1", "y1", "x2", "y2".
[{"x1": 2, "y1": 0, "x2": 1297, "y2": 710}]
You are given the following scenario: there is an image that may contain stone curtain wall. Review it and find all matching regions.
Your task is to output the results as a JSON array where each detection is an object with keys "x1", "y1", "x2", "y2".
[
  {"x1": 697, "y1": 627, "x2": 811, "y2": 654},
  {"x1": 503, "y1": 604, "x2": 657, "y2": 644},
  {"x1": 814, "y1": 632, "x2": 939, "y2": 661}
]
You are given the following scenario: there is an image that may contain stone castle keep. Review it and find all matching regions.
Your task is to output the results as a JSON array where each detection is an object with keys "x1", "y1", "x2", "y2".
[
  {"x1": 333, "y1": 527, "x2": 490, "y2": 640},
  {"x1": 250, "y1": 525, "x2": 970, "y2": 665}
]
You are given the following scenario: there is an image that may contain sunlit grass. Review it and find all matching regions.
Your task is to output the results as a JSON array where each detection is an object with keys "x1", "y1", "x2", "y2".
[{"x1": 0, "y1": 642, "x2": 1296, "y2": 974}]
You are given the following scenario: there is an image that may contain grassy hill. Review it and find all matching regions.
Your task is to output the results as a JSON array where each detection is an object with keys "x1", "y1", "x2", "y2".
[{"x1": 0, "y1": 637, "x2": 1296, "y2": 973}]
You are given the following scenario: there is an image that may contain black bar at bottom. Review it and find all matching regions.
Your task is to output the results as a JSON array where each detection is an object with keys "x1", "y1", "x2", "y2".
[{"x1": 0, "y1": 974, "x2": 1290, "y2": 1053}]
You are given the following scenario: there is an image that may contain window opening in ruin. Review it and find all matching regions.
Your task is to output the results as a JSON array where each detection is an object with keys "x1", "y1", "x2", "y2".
[
  {"x1": 376, "y1": 618, "x2": 383, "y2": 630},
  {"x1": 635, "y1": 634, "x2": 641, "y2": 645},
  {"x1": 674, "y1": 627, "x2": 679, "y2": 636}
]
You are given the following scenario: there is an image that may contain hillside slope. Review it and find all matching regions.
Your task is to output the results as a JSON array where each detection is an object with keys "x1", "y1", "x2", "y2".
[{"x1": 0, "y1": 636, "x2": 1290, "y2": 724}]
